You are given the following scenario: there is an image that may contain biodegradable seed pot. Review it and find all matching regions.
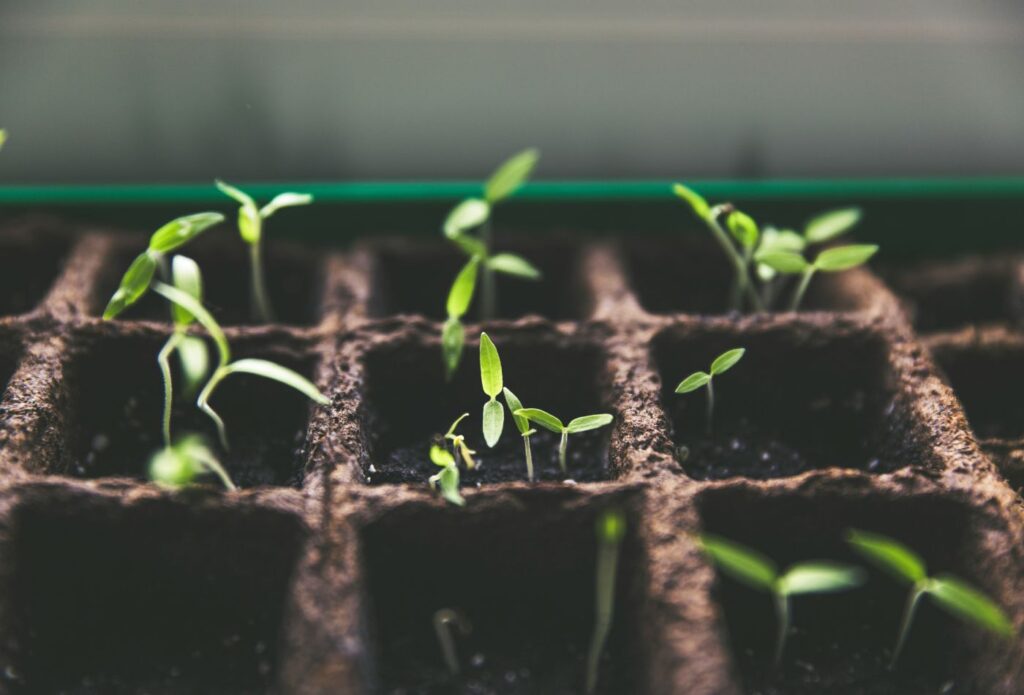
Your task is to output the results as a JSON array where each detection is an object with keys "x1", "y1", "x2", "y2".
[{"x1": 0, "y1": 181, "x2": 1023, "y2": 695}]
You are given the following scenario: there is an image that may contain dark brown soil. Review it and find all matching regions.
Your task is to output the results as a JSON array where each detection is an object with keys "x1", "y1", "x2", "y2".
[{"x1": 0, "y1": 229, "x2": 70, "y2": 316}]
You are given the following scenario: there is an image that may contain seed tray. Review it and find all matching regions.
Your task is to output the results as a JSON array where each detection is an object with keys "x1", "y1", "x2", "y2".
[{"x1": 0, "y1": 213, "x2": 1021, "y2": 694}]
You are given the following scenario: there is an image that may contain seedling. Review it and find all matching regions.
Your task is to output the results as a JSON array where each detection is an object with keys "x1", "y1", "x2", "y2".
[
  {"x1": 698, "y1": 533, "x2": 865, "y2": 666},
  {"x1": 444, "y1": 413, "x2": 477, "y2": 470},
  {"x1": 433, "y1": 608, "x2": 471, "y2": 676},
  {"x1": 429, "y1": 444, "x2": 465, "y2": 507},
  {"x1": 150, "y1": 282, "x2": 328, "y2": 449},
  {"x1": 513, "y1": 408, "x2": 614, "y2": 474},
  {"x1": 503, "y1": 387, "x2": 537, "y2": 481},
  {"x1": 149, "y1": 433, "x2": 235, "y2": 491},
  {"x1": 0, "y1": 129, "x2": 6, "y2": 151},
  {"x1": 440, "y1": 150, "x2": 541, "y2": 374},
  {"x1": 847, "y1": 529, "x2": 1013, "y2": 668},
  {"x1": 586, "y1": 508, "x2": 626, "y2": 695},
  {"x1": 757, "y1": 243, "x2": 878, "y2": 312},
  {"x1": 479, "y1": 332, "x2": 505, "y2": 447},
  {"x1": 216, "y1": 180, "x2": 313, "y2": 323},
  {"x1": 675, "y1": 348, "x2": 745, "y2": 435}
]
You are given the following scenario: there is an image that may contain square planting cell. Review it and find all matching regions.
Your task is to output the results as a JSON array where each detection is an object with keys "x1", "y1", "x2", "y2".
[
  {"x1": 622, "y1": 235, "x2": 868, "y2": 317},
  {"x1": 94, "y1": 236, "x2": 324, "y2": 327},
  {"x1": 0, "y1": 232, "x2": 70, "y2": 316},
  {"x1": 653, "y1": 324, "x2": 920, "y2": 480},
  {"x1": 59, "y1": 330, "x2": 317, "y2": 488},
  {"x1": 883, "y1": 255, "x2": 1023, "y2": 333},
  {"x1": 360, "y1": 493, "x2": 646, "y2": 694},
  {"x1": 365, "y1": 239, "x2": 588, "y2": 321},
  {"x1": 361, "y1": 333, "x2": 614, "y2": 485},
  {"x1": 698, "y1": 487, "x2": 1013, "y2": 694},
  {"x1": 5, "y1": 494, "x2": 304, "y2": 694}
]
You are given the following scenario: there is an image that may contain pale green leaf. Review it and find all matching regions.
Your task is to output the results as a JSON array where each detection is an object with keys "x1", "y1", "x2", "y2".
[
  {"x1": 483, "y1": 399, "x2": 505, "y2": 447},
  {"x1": 445, "y1": 413, "x2": 470, "y2": 438},
  {"x1": 444, "y1": 198, "x2": 490, "y2": 239},
  {"x1": 675, "y1": 371, "x2": 711, "y2": 394},
  {"x1": 177, "y1": 335, "x2": 210, "y2": 394},
  {"x1": 927, "y1": 576, "x2": 1014, "y2": 637},
  {"x1": 447, "y1": 257, "x2": 480, "y2": 318},
  {"x1": 487, "y1": 253, "x2": 541, "y2": 280},
  {"x1": 846, "y1": 529, "x2": 927, "y2": 584},
  {"x1": 760, "y1": 227, "x2": 806, "y2": 254},
  {"x1": 170, "y1": 255, "x2": 203, "y2": 326},
  {"x1": 815, "y1": 244, "x2": 878, "y2": 272},
  {"x1": 710, "y1": 348, "x2": 745, "y2": 376},
  {"x1": 152, "y1": 282, "x2": 230, "y2": 366},
  {"x1": 430, "y1": 444, "x2": 456, "y2": 467},
  {"x1": 436, "y1": 464, "x2": 465, "y2": 506},
  {"x1": 260, "y1": 192, "x2": 313, "y2": 219},
  {"x1": 215, "y1": 179, "x2": 256, "y2": 209},
  {"x1": 485, "y1": 148, "x2": 539, "y2": 203},
  {"x1": 149, "y1": 445, "x2": 198, "y2": 488},
  {"x1": 805, "y1": 207, "x2": 862, "y2": 244},
  {"x1": 672, "y1": 183, "x2": 710, "y2": 220},
  {"x1": 755, "y1": 250, "x2": 810, "y2": 274},
  {"x1": 698, "y1": 534, "x2": 777, "y2": 590},
  {"x1": 223, "y1": 358, "x2": 330, "y2": 405},
  {"x1": 103, "y1": 251, "x2": 158, "y2": 319},
  {"x1": 237, "y1": 205, "x2": 261, "y2": 244},
  {"x1": 727, "y1": 210, "x2": 759, "y2": 249},
  {"x1": 442, "y1": 317, "x2": 465, "y2": 380},
  {"x1": 514, "y1": 408, "x2": 564, "y2": 433},
  {"x1": 778, "y1": 562, "x2": 866, "y2": 596},
  {"x1": 566, "y1": 413, "x2": 614, "y2": 433},
  {"x1": 148, "y1": 212, "x2": 224, "y2": 254},
  {"x1": 479, "y1": 332, "x2": 503, "y2": 398},
  {"x1": 503, "y1": 387, "x2": 530, "y2": 435}
]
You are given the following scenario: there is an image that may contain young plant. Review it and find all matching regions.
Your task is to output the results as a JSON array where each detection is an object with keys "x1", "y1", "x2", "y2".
[
  {"x1": 847, "y1": 529, "x2": 1013, "y2": 668},
  {"x1": 444, "y1": 413, "x2": 477, "y2": 470},
  {"x1": 149, "y1": 282, "x2": 328, "y2": 449},
  {"x1": 513, "y1": 408, "x2": 614, "y2": 475},
  {"x1": 440, "y1": 150, "x2": 541, "y2": 374},
  {"x1": 503, "y1": 387, "x2": 537, "y2": 481},
  {"x1": 586, "y1": 508, "x2": 626, "y2": 695},
  {"x1": 429, "y1": 444, "x2": 465, "y2": 507},
  {"x1": 479, "y1": 332, "x2": 505, "y2": 447},
  {"x1": 757, "y1": 243, "x2": 878, "y2": 312},
  {"x1": 215, "y1": 180, "x2": 313, "y2": 323},
  {"x1": 698, "y1": 533, "x2": 865, "y2": 666},
  {"x1": 433, "y1": 608, "x2": 471, "y2": 676},
  {"x1": 149, "y1": 433, "x2": 235, "y2": 491},
  {"x1": 674, "y1": 348, "x2": 745, "y2": 435}
]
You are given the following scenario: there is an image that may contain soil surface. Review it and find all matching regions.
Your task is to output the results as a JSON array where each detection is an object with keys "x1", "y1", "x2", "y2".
[{"x1": 0, "y1": 232, "x2": 69, "y2": 316}]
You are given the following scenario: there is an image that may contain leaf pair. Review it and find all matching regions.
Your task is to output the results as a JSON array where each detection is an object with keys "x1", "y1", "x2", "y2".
[
  {"x1": 479, "y1": 333, "x2": 505, "y2": 447},
  {"x1": 514, "y1": 407, "x2": 614, "y2": 474},
  {"x1": 444, "y1": 413, "x2": 477, "y2": 469},
  {"x1": 215, "y1": 180, "x2": 312, "y2": 245},
  {"x1": 675, "y1": 348, "x2": 745, "y2": 435},
  {"x1": 757, "y1": 244, "x2": 878, "y2": 275},
  {"x1": 429, "y1": 444, "x2": 465, "y2": 507}
]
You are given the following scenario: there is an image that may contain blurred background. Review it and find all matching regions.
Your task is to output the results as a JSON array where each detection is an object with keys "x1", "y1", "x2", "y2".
[{"x1": 1, "y1": 0, "x2": 1024, "y2": 183}]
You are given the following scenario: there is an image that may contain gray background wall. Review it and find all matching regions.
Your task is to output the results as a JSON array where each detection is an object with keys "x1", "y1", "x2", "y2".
[{"x1": 1, "y1": 0, "x2": 1023, "y2": 183}]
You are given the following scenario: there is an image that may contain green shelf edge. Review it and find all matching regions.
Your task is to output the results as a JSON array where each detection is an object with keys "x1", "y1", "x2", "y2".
[{"x1": 1, "y1": 177, "x2": 1024, "y2": 205}]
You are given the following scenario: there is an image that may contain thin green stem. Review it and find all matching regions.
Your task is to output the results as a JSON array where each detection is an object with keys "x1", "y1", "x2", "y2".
[
  {"x1": 890, "y1": 584, "x2": 926, "y2": 669},
  {"x1": 705, "y1": 379, "x2": 715, "y2": 436},
  {"x1": 433, "y1": 609, "x2": 469, "y2": 676},
  {"x1": 789, "y1": 267, "x2": 816, "y2": 312},
  {"x1": 197, "y1": 367, "x2": 230, "y2": 450},
  {"x1": 773, "y1": 591, "x2": 790, "y2": 668},
  {"x1": 523, "y1": 434, "x2": 535, "y2": 482},
  {"x1": 706, "y1": 215, "x2": 763, "y2": 312},
  {"x1": 559, "y1": 430, "x2": 569, "y2": 474},
  {"x1": 480, "y1": 220, "x2": 496, "y2": 321},
  {"x1": 193, "y1": 449, "x2": 237, "y2": 491},
  {"x1": 586, "y1": 531, "x2": 622, "y2": 694},
  {"x1": 157, "y1": 332, "x2": 184, "y2": 448},
  {"x1": 249, "y1": 241, "x2": 274, "y2": 323}
]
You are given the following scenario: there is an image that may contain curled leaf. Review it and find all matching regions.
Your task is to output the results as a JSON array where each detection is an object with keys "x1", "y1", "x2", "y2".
[
  {"x1": 727, "y1": 210, "x2": 759, "y2": 249},
  {"x1": 260, "y1": 192, "x2": 313, "y2": 219},
  {"x1": 672, "y1": 183, "x2": 710, "y2": 220}
]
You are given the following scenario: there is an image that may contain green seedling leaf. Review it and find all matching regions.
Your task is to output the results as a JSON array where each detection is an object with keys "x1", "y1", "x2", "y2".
[
  {"x1": 103, "y1": 251, "x2": 158, "y2": 319},
  {"x1": 150, "y1": 434, "x2": 235, "y2": 491},
  {"x1": 429, "y1": 445, "x2": 464, "y2": 506},
  {"x1": 177, "y1": 335, "x2": 210, "y2": 394},
  {"x1": 698, "y1": 534, "x2": 777, "y2": 590},
  {"x1": 503, "y1": 387, "x2": 530, "y2": 434},
  {"x1": 756, "y1": 250, "x2": 810, "y2": 274},
  {"x1": 152, "y1": 282, "x2": 230, "y2": 366},
  {"x1": 675, "y1": 371, "x2": 710, "y2": 394},
  {"x1": 224, "y1": 358, "x2": 330, "y2": 405},
  {"x1": 727, "y1": 210, "x2": 759, "y2": 249},
  {"x1": 148, "y1": 212, "x2": 225, "y2": 254},
  {"x1": 710, "y1": 348, "x2": 745, "y2": 376},
  {"x1": 777, "y1": 563, "x2": 866, "y2": 596},
  {"x1": 597, "y1": 508, "x2": 627, "y2": 544},
  {"x1": 431, "y1": 444, "x2": 456, "y2": 467},
  {"x1": 482, "y1": 399, "x2": 505, "y2": 447},
  {"x1": 567, "y1": 414, "x2": 614, "y2": 434},
  {"x1": 847, "y1": 529, "x2": 926, "y2": 584},
  {"x1": 805, "y1": 207, "x2": 862, "y2": 244},
  {"x1": 487, "y1": 253, "x2": 541, "y2": 279},
  {"x1": 170, "y1": 255, "x2": 203, "y2": 326},
  {"x1": 442, "y1": 317, "x2": 465, "y2": 380},
  {"x1": 928, "y1": 576, "x2": 1014, "y2": 637},
  {"x1": 514, "y1": 408, "x2": 564, "y2": 433},
  {"x1": 672, "y1": 183, "x2": 710, "y2": 220},
  {"x1": 760, "y1": 227, "x2": 806, "y2": 254},
  {"x1": 447, "y1": 257, "x2": 480, "y2": 318},
  {"x1": 215, "y1": 179, "x2": 256, "y2": 209},
  {"x1": 444, "y1": 198, "x2": 490, "y2": 239},
  {"x1": 814, "y1": 244, "x2": 878, "y2": 272},
  {"x1": 260, "y1": 192, "x2": 313, "y2": 219},
  {"x1": 479, "y1": 333, "x2": 503, "y2": 398},
  {"x1": 485, "y1": 148, "x2": 539, "y2": 203}
]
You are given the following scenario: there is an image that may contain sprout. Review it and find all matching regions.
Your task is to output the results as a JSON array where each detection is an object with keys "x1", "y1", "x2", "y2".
[
  {"x1": 757, "y1": 244, "x2": 878, "y2": 312},
  {"x1": 440, "y1": 150, "x2": 541, "y2": 375},
  {"x1": 149, "y1": 433, "x2": 235, "y2": 491},
  {"x1": 444, "y1": 413, "x2": 477, "y2": 470},
  {"x1": 586, "y1": 508, "x2": 626, "y2": 695},
  {"x1": 513, "y1": 408, "x2": 613, "y2": 475},
  {"x1": 698, "y1": 533, "x2": 865, "y2": 666},
  {"x1": 503, "y1": 387, "x2": 537, "y2": 482},
  {"x1": 479, "y1": 332, "x2": 505, "y2": 447},
  {"x1": 215, "y1": 180, "x2": 313, "y2": 323},
  {"x1": 0, "y1": 129, "x2": 6, "y2": 150},
  {"x1": 429, "y1": 444, "x2": 465, "y2": 507},
  {"x1": 151, "y1": 282, "x2": 329, "y2": 450},
  {"x1": 433, "y1": 608, "x2": 472, "y2": 676},
  {"x1": 847, "y1": 529, "x2": 1013, "y2": 668},
  {"x1": 674, "y1": 348, "x2": 745, "y2": 435}
]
